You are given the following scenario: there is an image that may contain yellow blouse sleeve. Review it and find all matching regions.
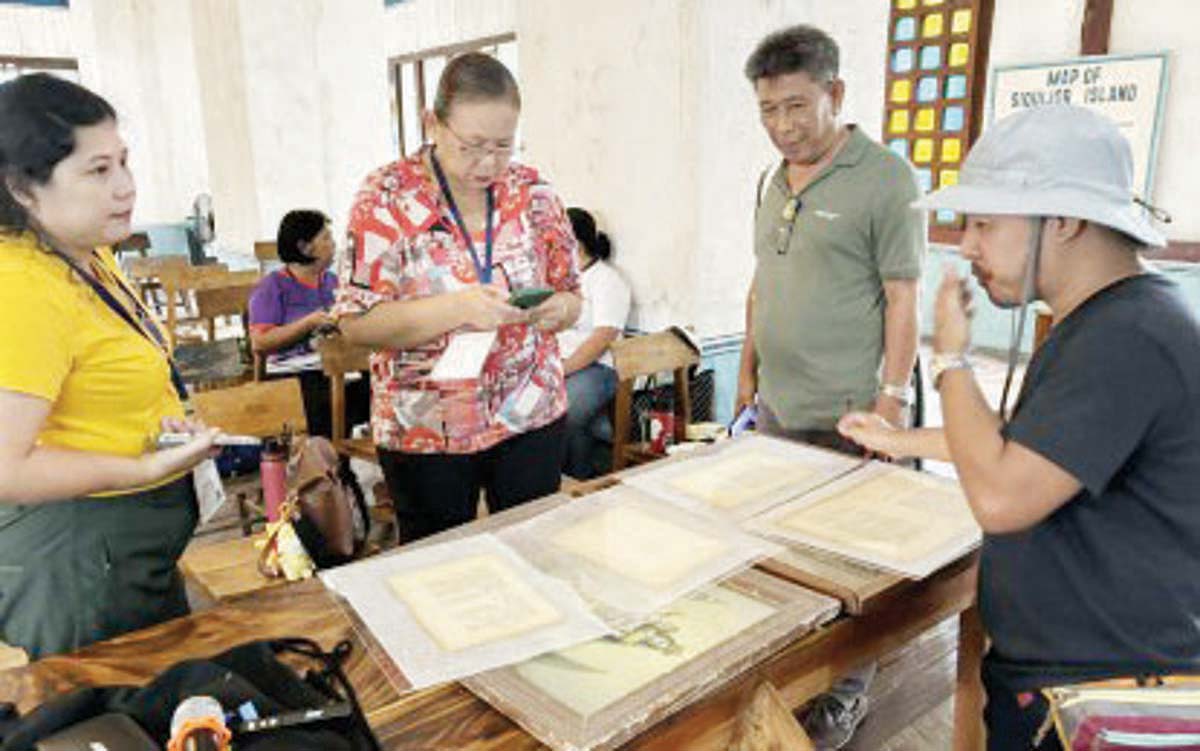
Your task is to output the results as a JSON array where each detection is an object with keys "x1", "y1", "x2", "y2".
[{"x1": 0, "y1": 269, "x2": 73, "y2": 402}]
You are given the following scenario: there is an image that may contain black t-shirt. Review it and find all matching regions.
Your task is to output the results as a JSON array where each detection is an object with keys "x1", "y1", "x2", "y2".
[{"x1": 983, "y1": 274, "x2": 1200, "y2": 689}]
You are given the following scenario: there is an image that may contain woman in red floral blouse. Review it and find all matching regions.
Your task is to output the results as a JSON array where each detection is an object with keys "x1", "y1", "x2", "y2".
[{"x1": 335, "y1": 53, "x2": 581, "y2": 542}]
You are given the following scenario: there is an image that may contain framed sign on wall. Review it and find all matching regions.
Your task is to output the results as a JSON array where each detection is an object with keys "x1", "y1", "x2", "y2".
[{"x1": 990, "y1": 52, "x2": 1170, "y2": 201}]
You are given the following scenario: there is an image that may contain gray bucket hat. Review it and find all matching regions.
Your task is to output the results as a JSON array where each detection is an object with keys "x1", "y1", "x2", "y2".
[{"x1": 913, "y1": 105, "x2": 1167, "y2": 247}]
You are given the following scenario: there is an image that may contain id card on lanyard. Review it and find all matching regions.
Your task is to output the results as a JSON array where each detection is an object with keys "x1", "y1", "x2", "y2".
[{"x1": 430, "y1": 148, "x2": 495, "y2": 285}]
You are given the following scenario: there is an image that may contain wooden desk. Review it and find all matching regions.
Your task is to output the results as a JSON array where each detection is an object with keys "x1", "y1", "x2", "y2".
[
  {"x1": 5, "y1": 454, "x2": 985, "y2": 749},
  {"x1": 175, "y1": 338, "x2": 249, "y2": 389},
  {"x1": 1, "y1": 561, "x2": 981, "y2": 750},
  {"x1": 179, "y1": 535, "x2": 286, "y2": 605}
]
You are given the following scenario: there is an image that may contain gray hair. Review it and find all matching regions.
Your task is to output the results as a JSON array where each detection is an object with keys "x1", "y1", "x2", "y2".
[
  {"x1": 744, "y1": 25, "x2": 839, "y2": 84},
  {"x1": 433, "y1": 52, "x2": 521, "y2": 122}
]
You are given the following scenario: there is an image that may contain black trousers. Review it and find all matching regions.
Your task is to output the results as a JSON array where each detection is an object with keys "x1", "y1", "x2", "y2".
[
  {"x1": 377, "y1": 417, "x2": 567, "y2": 544},
  {"x1": 270, "y1": 370, "x2": 371, "y2": 440},
  {"x1": 982, "y1": 655, "x2": 1064, "y2": 751}
]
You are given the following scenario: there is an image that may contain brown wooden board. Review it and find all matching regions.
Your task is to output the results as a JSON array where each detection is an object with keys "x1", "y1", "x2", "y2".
[
  {"x1": 1, "y1": 558, "x2": 981, "y2": 751},
  {"x1": 463, "y1": 570, "x2": 838, "y2": 751},
  {"x1": 756, "y1": 544, "x2": 903, "y2": 615},
  {"x1": 179, "y1": 534, "x2": 286, "y2": 604}
]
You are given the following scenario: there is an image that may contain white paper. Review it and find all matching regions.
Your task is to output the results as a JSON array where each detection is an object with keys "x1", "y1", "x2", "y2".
[
  {"x1": 320, "y1": 533, "x2": 611, "y2": 690},
  {"x1": 429, "y1": 331, "x2": 497, "y2": 381},
  {"x1": 500, "y1": 485, "x2": 782, "y2": 626},
  {"x1": 265, "y1": 351, "x2": 322, "y2": 375},
  {"x1": 624, "y1": 434, "x2": 863, "y2": 521},
  {"x1": 192, "y1": 458, "x2": 227, "y2": 524},
  {"x1": 748, "y1": 462, "x2": 981, "y2": 579}
]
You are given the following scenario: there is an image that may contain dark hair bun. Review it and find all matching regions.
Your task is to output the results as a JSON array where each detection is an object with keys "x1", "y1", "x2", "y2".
[
  {"x1": 567, "y1": 207, "x2": 612, "y2": 261},
  {"x1": 592, "y1": 231, "x2": 612, "y2": 261}
]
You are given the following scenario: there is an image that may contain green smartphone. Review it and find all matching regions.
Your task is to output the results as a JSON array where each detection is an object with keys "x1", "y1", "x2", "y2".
[{"x1": 508, "y1": 287, "x2": 555, "y2": 309}]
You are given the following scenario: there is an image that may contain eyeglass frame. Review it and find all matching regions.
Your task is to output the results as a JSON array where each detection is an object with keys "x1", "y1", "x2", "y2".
[
  {"x1": 773, "y1": 196, "x2": 804, "y2": 255},
  {"x1": 436, "y1": 117, "x2": 516, "y2": 163}
]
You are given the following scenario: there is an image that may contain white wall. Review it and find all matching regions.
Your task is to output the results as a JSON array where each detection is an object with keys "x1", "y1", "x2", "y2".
[
  {"x1": 382, "y1": 0, "x2": 515, "y2": 56},
  {"x1": 1110, "y1": 0, "x2": 1200, "y2": 239},
  {"x1": 4, "y1": 0, "x2": 1195, "y2": 275},
  {"x1": 0, "y1": 3, "x2": 74, "y2": 58},
  {"x1": 688, "y1": 1, "x2": 891, "y2": 338},
  {"x1": 189, "y1": 0, "x2": 258, "y2": 255},
  {"x1": 518, "y1": 0, "x2": 689, "y2": 332},
  {"x1": 231, "y1": 0, "x2": 382, "y2": 248},
  {"x1": 518, "y1": 0, "x2": 890, "y2": 338},
  {"x1": 88, "y1": 0, "x2": 210, "y2": 230}
]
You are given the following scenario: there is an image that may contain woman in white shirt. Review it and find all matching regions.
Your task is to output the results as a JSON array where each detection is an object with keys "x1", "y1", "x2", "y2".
[{"x1": 558, "y1": 208, "x2": 631, "y2": 478}]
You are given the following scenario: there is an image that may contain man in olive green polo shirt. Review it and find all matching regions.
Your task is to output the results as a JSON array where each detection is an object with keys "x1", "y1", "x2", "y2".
[
  {"x1": 737, "y1": 24, "x2": 924, "y2": 442},
  {"x1": 736, "y1": 24, "x2": 925, "y2": 749}
]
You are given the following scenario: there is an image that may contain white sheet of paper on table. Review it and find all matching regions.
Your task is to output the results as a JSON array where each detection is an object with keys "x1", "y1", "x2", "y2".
[
  {"x1": 499, "y1": 485, "x2": 781, "y2": 625},
  {"x1": 623, "y1": 434, "x2": 863, "y2": 520},
  {"x1": 388, "y1": 553, "x2": 564, "y2": 653},
  {"x1": 550, "y1": 505, "x2": 730, "y2": 589},
  {"x1": 429, "y1": 331, "x2": 497, "y2": 381},
  {"x1": 749, "y1": 462, "x2": 981, "y2": 579},
  {"x1": 320, "y1": 533, "x2": 611, "y2": 690}
]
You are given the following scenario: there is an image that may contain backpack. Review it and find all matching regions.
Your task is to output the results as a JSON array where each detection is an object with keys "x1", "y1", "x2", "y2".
[{"x1": 0, "y1": 639, "x2": 381, "y2": 751}]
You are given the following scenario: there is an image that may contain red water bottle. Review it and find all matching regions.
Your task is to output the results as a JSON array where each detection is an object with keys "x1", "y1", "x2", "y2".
[{"x1": 260, "y1": 437, "x2": 288, "y2": 522}]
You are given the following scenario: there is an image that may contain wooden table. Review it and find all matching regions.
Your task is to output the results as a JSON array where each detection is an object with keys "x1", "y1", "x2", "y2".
[
  {"x1": 1, "y1": 560, "x2": 982, "y2": 750},
  {"x1": 5, "y1": 459, "x2": 987, "y2": 749},
  {"x1": 175, "y1": 338, "x2": 249, "y2": 388},
  {"x1": 179, "y1": 534, "x2": 286, "y2": 605}
]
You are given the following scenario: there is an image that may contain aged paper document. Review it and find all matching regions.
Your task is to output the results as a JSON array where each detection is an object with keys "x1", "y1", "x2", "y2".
[
  {"x1": 666, "y1": 453, "x2": 817, "y2": 509},
  {"x1": 550, "y1": 505, "x2": 731, "y2": 589},
  {"x1": 756, "y1": 465, "x2": 980, "y2": 578},
  {"x1": 624, "y1": 434, "x2": 862, "y2": 520},
  {"x1": 388, "y1": 553, "x2": 564, "y2": 652},
  {"x1": 514, "y1": 583, "x2": 776, "y2": 715}
]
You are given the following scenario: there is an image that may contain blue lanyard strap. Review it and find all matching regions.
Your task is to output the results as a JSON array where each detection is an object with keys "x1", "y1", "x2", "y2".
[
  {"x1": 430, "y1": 148, "x2": 494, "y2": 284},
  {"x1": 45, "y1": 240, "x2": 189, "y2": 402}
]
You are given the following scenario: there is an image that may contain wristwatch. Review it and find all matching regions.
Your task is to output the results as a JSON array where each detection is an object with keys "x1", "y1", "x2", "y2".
[
  {"x1": 929, "y1": 352, "x2": 972, "y2": 390},
  {"x1": 877, "y1": 383, "x2": 912, "y2": 407}
]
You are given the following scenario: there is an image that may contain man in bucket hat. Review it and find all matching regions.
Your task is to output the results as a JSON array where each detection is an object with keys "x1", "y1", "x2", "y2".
[{"x1": 839, "y1": 105, "x2": 1200, "y2": 750}]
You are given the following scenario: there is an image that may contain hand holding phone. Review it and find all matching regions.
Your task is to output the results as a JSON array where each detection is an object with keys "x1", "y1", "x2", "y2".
[
  {"x1": 508, "y1": 287, "x2": 555, "y2": 309},
  {"x1": 157, "y1": 433, "x2": 262, "y2": 450}
]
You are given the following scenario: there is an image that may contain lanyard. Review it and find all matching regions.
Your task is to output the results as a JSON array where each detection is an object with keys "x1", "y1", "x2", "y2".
[
  {"x1": 43, "y1": 237, "x2": 189, "y2": 401},
  {"x1": 430, "y1": 148, "x2": 494, "y2": 284}
]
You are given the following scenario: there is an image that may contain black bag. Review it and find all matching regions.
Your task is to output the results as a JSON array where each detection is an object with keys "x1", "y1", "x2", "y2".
[
  {"x1": 0, "y1": 639, "x2": 381, "y2": 751},
  {"x1": 628, "y1": 366, "x2": 715, "y2": 441}
]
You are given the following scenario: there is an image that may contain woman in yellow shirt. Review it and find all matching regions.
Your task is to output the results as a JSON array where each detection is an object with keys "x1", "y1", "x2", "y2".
[{"x1": 0, "y1": 74, "x2": 218, "y2": 657}]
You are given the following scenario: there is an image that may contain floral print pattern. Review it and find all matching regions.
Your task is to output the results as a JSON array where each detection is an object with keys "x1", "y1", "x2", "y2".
[{"x1": 335, "y1": 149, "x2": 579, "y2": 454}]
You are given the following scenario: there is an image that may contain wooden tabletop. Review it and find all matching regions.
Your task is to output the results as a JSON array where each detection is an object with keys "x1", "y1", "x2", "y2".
[
  {"x1": 179, "y1": 534, "x2": 287, "y2": 604},
  {"x1": 6, "y1": 454, "x2": 987, "y2": 750},
  {"x1": 0, "y1": 556, "x2": 980, "y2": 750}
]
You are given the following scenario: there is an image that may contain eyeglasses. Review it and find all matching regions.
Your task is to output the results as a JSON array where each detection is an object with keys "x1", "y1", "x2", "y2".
[
  {"x1": 774, "y1": 197, "x2": 803, "y2": 255},
  {"x1": 439, "y1": 119, "x2": 516, "y2": 163}
]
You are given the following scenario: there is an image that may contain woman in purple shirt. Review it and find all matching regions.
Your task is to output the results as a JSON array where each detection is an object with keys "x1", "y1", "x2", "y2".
[{"x1": 248, "y1": 210, "x2": 368, "y2": 438}]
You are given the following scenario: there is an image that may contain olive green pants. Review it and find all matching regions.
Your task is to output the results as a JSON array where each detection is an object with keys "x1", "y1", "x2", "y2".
[{"x1": 0, "y1": 475, "x2": 197, "y2": 659}]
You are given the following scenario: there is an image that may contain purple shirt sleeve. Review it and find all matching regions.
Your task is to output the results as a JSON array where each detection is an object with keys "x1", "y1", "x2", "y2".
[{"x1": 248, "y1": 272, "x2": 285, "y2": 327}]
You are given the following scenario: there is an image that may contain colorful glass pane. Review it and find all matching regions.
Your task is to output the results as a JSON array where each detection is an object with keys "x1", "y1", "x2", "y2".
[
  {"x1": 917, "y1": 76, "x2": 939, "y2": 102},
  {"x1": 919, "y1": 45, "x2": 942, "y2": 70},
  {"x1": 949, "y1": 42, "x2": 970, "y2": 67}
]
